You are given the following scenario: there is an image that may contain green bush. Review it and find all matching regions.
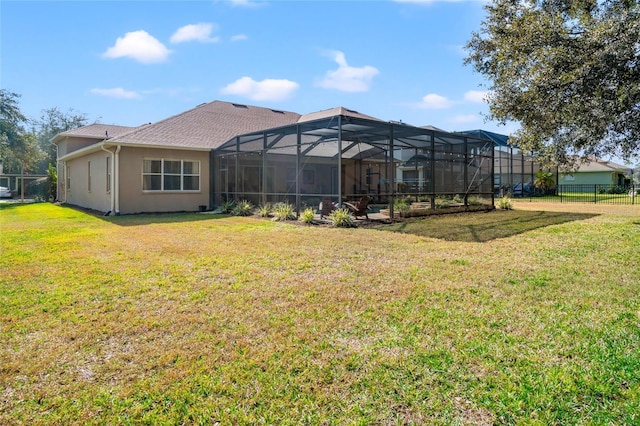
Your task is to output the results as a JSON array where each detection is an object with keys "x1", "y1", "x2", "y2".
[
  {"x1": 299, "y1": 208, "x2": 315, "y2": 224},
  {"x1": 272, "y1": 202, "x2": 296, "y2": 221},
  {"x1": 221, "y1": 199, "x2": 236, "y2": 214},
  {"x1": 497, "y1": 196, "x2": 513, "y2": 210},
  {"x1": 257, "y1": 203, "x2": 272, "y2": 218},
  {"x1": 232, "y1": 199, "x2": 254, "y2": 216},
  {"x1": 394, "y1": 197, "x2": 410, "y2": 213},
  {"x1": 329, "y1": 208, "x2": 355, "y2": 228},
  {"x1": 467, "y1": 196, "x2": 485, "y2": 206}
]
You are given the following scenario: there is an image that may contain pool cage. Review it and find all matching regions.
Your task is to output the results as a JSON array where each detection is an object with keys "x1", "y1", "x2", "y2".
[
  {"x1": 213, "y1": 114, "x2": 494, "y2": 216},
  {"x1": 460, "y1": 130, "x2": 554, "y2": 197}
]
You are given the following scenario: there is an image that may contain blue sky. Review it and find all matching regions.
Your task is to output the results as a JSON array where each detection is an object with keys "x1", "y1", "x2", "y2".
[{"x1": 3, "y1": 0, "x2": 511, "y2": 135}]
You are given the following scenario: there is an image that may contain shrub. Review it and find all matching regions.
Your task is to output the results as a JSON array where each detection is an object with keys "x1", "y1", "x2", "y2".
[
  {"x1": 497, "y1": 196, "x2": 513, "y2": 210},
  {"x1": 467, "y1": 196, "x2": 485, "y2": 206},
  {"x1": 329, "y1": 208, "x2": 355, "y2": 228},
  {"x1": 257, "y1": 203, "x2": 272, "y2": 217},
  {"x1": 435, "y1": 198, "x2": 452, "y2": 209},
  {"x1": 299, "y1": 208, "x2": 316, "y2": 224},
  {"x1": 221, "y1": 199, "x2": 236, "y2": 214},
  {"x1": 272, "y1": 202, "x2": 296, "y2": 221},
  {"x1": 394, "y1": 197, "x2": 410, "y2": 214},
  {"x1": 232, "y1": 199, "x2": 254, "y2": 216}
]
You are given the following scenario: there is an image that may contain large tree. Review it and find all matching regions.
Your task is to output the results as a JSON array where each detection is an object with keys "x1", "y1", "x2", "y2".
[
  {"x1": 465, "y1": 0, "x2": 640, "y2": 166},
  {"x1": 34, "y1": 107, "x2": 88, "y2": 171},
  {"x1": 0, "y1": 89, "x2": 43, "y2": 175}
]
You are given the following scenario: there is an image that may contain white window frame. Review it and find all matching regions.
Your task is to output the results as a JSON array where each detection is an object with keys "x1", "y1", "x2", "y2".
[
  {"x1": 142, "y1": 159, "x2": 200, "y2": 192},
  {"x1": 66, "y1": 165, "x2": 71, "y2": 191}
]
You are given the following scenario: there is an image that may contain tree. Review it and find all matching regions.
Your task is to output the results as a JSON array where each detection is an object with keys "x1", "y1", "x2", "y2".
[
  {"x1": 1, "y1": 90, "x2": 45, "y2": 201},
  {"x1": 34, "y1": 107, "x2": 88, "y2": 172},
  {"x1": 465, "y1": 0, "x2": 640, "y2": 166}
]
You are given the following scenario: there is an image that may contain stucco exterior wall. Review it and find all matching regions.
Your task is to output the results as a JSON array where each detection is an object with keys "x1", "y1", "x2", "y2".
[
  {"x1": 57, "y1": 136, "x2": 103, "y2": 157},
  {"x1": 62, "y1": 151, "x2": 112, "y2": 212},
  {"x1": 117, "y1": 146, "x2": 210, "y2": 214},
  {"x1": 559, "y1": 172, "x2": 614, "y2": 186}
]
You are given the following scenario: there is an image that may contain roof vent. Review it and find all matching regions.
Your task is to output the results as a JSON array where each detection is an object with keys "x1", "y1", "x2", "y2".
[
  {"x1": 271, "y1": 109, "x2": 285, "y2": 114},
  {"x1": 344, "y1": 108, "x2": 359, "y2": 114},
  {"x1": 232, "y1": 103, "x2": 248, "y2": 109}
]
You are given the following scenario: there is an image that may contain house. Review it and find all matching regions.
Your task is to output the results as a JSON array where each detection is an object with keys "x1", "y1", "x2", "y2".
[
  {"x1": 558, "y1": 159, "x2": 632, "y2": 187},
  {"x1": 54, "y1": 100, "x2": 495, "y2": 215}
]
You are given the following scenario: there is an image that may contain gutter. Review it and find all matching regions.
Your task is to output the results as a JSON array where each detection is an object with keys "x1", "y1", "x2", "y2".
[{"x1": 100, "y1": 144, "x2": 121, "y2": 216}]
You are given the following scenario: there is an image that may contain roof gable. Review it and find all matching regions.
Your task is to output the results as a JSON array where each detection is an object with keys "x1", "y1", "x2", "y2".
[
  {"x1": 298, "y1": 107, "x2": 383, "y2": 123},
  {"x1": 52, "y1": 123, "x2": 138, "y2": 144}
]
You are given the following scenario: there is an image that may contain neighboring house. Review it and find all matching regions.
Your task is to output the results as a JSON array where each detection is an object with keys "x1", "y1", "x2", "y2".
[
  {"x1": 558, "y1": 159, "x2": 632, "y2": 187},
  {"x1": 54, "y1": 100, "x2": 495, "y2": 215}
]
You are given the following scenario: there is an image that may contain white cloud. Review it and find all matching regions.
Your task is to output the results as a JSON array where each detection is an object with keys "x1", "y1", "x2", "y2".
[
  {"x1": 221, "y1": 76, "x2": 299, "y2": 101},
  {"x1": 102, "y1": 30, "x2": 171, "y2": 64},
  {"x1": 418, "y1": 93, "x2": 453, "y2": 109},
  {"x1": 449, "y1": 114, "x2": 479, "y2": 124},
  {"x1": 464, "y1": 90, "x2": 489, "y2": 103},
  {"x1": 171, "y1": 23, "x2": 220, "y2": 44},
  {"x1": 90, "y1": 87, "x2": 142, "y2": 99},
  {"x1": 229, "y1": 0, "x2": 263, "y2": 7},
  {"x1": 231, "y1": 34, "x2": 248, "y2": 42},
  {"x1": 316, "y1": 51, "x2": 379, "y2": 93}
]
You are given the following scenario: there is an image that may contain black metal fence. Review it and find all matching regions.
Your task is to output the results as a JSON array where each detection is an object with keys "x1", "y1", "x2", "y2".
[{"x1": 514, "y1": 184, "x2": 638, "y2": 205}]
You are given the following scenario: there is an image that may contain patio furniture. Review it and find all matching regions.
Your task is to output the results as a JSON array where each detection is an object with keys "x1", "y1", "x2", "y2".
[
  {"x1": 344, "y1": 196, "x2": 371, "y2": 219},
  {"x1": 320, "y1": 197, "x2": 337, "y2": 219}
]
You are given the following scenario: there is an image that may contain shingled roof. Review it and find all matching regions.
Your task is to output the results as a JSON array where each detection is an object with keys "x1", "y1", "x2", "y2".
[
  {"x1": 108, "y1": 101, "x2": 301, "y2": 149},
  {"x1": 297, "y1": 107, "x2": 383, "y2": 123},
  {"x1": 52, "y1": 123, "x2": 139, "y2": 143}
]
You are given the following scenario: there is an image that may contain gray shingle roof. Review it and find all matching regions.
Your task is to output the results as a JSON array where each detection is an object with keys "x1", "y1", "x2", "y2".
[
  {"x1": 109, "y1": 101, "x2": 301, "y2": 149},
  {"x1": 297, "y1": 107, "x2": 383, "y2": 123},
  {"x1": 52, "y1": 123, "x2": 138, "y2": 143}
]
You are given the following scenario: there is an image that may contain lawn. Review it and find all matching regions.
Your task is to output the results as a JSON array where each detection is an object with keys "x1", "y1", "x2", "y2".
[{"x1": 1, "y1": 202, "x2": 639, "y2": 425}]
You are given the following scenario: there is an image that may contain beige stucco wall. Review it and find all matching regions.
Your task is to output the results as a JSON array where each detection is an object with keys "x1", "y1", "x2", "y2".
[
  {"x1": 62, "y1": 151, "x2": 112, "y2": 212},
  {"x1": 57, "y1": 136, "x2": 103, "y2": 158},
  {"x1": 117, "y1": 146, "x2": 210, "y2": 214}
]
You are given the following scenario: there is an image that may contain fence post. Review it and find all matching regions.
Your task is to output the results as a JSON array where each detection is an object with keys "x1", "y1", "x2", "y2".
[{"x1": 594, "y1": 185, "x2": 597, "y2": 204}]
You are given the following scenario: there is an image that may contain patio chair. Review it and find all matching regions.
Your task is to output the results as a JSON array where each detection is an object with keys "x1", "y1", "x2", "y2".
[
  {"x1": 320, "y1": 197, "x2": 337, "y2": 219},
  {"x1": 344, "y1": 196, "x2": 371, "y2": 219}
]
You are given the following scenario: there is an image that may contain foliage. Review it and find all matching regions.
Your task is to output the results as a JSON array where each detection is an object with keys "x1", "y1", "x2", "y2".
[
  {"x1": 393, "y1": 197, "x2": 411, "y2": 213},
  {"x1": 1, "y1": 203, "x2": 639, "y2": 424},
  {"x1": 299, "y1": 207, "x2": 316, "y2": 224},
  {"x1": 220, "y1": 199, "x2": 236, "y2": 214},
  {"x1": 329, "y1": 207, "x2": 355, "y2": 228},
  {"x1": 46, "y1": 164, "x2": 57, "y2": 201},
  {"x1": 33, "y1": 107, "x2": 88, "y2": 172},
  {"x1": 232, "y1": 199, "x2": 254, "y2": 216},
  {"x1": 466, "y1": 195, "x2": 485, "y2": 206},
  {"x1": 465, "y1": 0, "x2": 640, "y2": 165},
  {"x1": 598, "y1": 185, "x2": 627, "y2": 195},
  {"x1": 271, "y1": 202, "x2": 296, "y2": 221},
  {"x1": 534, "y1": 170, "x2": 556, "y2": 192},
  {"x1": 0, "y1": 90, "x2": 44, "y2": 174},
  {"x1": 434, "y1": 198, "x2": 453, "y2": 209},
  {"x1": 257, "y1": 203, "x2": 272, "y2": 217},
  {"x1": 497, "y1": 196, "x2": 513, "y2": 210}
]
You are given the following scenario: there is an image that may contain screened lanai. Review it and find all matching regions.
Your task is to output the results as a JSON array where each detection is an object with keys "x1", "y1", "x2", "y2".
[{"x1": 213, "y1": 114, "x2": 494, "y2": 216}]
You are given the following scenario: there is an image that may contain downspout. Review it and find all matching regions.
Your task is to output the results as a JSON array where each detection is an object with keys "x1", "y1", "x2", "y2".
[{"x1": 101, "y1": 145, "x2": 116, "y2": 215}]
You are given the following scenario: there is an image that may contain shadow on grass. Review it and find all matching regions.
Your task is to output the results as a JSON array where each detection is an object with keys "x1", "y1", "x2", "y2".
[{"x1": 375, "y1": 210, "x2": 599, "y2": 242}]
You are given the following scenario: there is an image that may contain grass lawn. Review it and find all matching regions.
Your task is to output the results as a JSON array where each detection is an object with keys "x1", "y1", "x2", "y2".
[{"x1": 1, "y1": 201, "x2": 639, "y2": 424}]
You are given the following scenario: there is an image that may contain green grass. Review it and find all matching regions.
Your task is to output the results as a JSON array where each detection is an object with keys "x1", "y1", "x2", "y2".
[{"x1": 1, "y1": 202, "x2": 639, "y2": 424}]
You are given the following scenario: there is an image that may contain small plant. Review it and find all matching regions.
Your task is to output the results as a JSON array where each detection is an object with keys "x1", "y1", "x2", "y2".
[
  {"x1": 257, "y1": 203, "x2": 272, "y2": 217},
  {"x1": 232, "y1": 199, "x2": 254, "y2": 216},
  {"x1": 394, "y1": 197, "x2": 410, "y2": 214},
  {"x1": 329, "y1": 208, "x2": 355, "y2": 228},
  {"x1": 299, "y1": 207, "x2": 316, "y2": 224},
  {"x1": 453, "y1": 194, "x2": 464, "y2": 204},
  {"x1": 467, "y1": 196, "x2": 485, "y2": 206},
  {"x1": 221, "y1": 199, "x2": 236, "y2": 214},
  {"x1": 435, "y1": 198, "x2": 452, "y2": 209},
  {"x1": 497, "y1": 196, "x2": 513, "y2": 210},
  {"x1": 272, "y1": 202, "x2": 296, "y2": 221}
]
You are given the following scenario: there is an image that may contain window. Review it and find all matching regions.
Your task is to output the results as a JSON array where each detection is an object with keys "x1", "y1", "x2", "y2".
[
  {"x1": 66, "y1": 165, "x2": 71, "y2": 191},
  {"x1": 142, "y1": 159, "x2": 200, "y2": 191},
  {"x1": 106, "y1": 157, "x2": 111, "y2": 192},
  {"x1": 87, "y1": 161, "x2": 92, "y2": 192}
]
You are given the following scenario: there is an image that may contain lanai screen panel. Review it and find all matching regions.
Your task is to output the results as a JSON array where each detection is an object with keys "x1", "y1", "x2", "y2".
[{"x1": 213, "y1": 115, "x2": 494, "y2": 210}]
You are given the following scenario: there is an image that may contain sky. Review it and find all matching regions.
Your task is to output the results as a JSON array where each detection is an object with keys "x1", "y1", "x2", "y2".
[{"x1": 2, "y1": 0, "x2": 515, "y2": 137}]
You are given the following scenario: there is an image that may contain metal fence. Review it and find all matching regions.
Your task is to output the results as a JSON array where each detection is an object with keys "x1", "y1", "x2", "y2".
[{"x1": 515, "y1": 184, "x2": 638, "y2": 205}]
